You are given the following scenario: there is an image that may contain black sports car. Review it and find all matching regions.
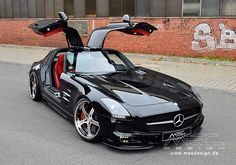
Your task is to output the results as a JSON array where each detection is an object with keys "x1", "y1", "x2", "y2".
[{"x1": 29, "y1": 12, "x2": 204, "y2": 150}]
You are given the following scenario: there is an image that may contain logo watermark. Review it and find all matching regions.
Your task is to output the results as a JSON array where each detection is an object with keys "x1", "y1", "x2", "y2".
[{"x1": 163, "y1": 129, "x2": 225, "y2": 157}]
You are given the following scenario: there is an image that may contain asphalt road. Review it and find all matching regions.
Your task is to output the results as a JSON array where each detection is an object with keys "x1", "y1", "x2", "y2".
[{"x1": 0, "y1": 62, "x2": 235, "y2": 165}]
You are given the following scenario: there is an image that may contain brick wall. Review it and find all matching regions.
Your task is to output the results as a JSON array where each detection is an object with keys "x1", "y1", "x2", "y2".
[{"x1": 0, "y1": 18, "x2": 236, "y2": 59}]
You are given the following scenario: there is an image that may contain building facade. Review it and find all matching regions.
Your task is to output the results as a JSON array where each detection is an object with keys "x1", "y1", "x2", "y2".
[
  {"x1": 0, "y1": 0, "x2": 236, "y2": 60},
  {"x1": 0, "y1": 0, "x2": 236, "y2": 18}
]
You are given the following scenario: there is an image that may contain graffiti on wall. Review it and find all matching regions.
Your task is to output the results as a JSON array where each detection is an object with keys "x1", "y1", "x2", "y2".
[{"x1": 192, "y1": 22, "x2": 236, "y2": 53}]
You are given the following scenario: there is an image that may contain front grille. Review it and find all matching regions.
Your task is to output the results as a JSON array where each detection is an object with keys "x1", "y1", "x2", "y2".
[{"x1": 144, "y1": 107, "x2": 201, "y2": 131}]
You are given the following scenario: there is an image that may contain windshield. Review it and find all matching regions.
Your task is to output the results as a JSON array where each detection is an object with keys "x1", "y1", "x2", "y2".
[{"x1": 71, "y1": 50, "x2": 134, "y2": 74}]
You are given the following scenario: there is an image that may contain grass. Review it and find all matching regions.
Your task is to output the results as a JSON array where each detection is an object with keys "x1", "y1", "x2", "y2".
[
  {"x1": 182, "y1": 55, "x2": 236, "y2": 62},
  {"x1": 127, "y1": 52, "x2": 236, "y2": 62},
  {"x1": 125, "y1": 51, "x2": 236, "y2": 62}
]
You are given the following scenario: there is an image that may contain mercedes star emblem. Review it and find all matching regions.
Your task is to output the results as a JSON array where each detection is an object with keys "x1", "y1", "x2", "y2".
[{"x1": 173, "y1": 114, "x2": 184, "y2": 127}]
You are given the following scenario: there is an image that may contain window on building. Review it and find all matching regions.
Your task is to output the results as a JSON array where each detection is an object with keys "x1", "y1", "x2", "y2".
[
  {"x1": 85, "y1": 0, "x2": 96, "y2": 16},
  {"x1": 110, "y1": 0, "x2": 121, "y2": 16},
  {"x1": 150, "y1": 0, "x2": 182, "y2": 17},
  {"x1": 150, "y1": 0, "x2": 166, "y2": 17},
  {"x1": 122, "y1": 0, "x2": 135, "y2": 16},
  {"x1": 201, "y1": 0, "x2": 220, "y2": 16},
  {"x1": 182, "y1": 0, "x2": 201, "y2": 17},
  {"x1": 109, "y1": 0, "x2": 135, "y2": 17},
  {"x1": 136, "y1": 0, "x2": 150, "y2": 17},
  {"x1": 64, "y1": 0, "x2": 74, "y2": 16},
  {"x1": 220, "y1": 0, "x2": 236, "y2": 16},
  {"x1": 167, "y1": 0, "x2": 182, "y2": 17}
]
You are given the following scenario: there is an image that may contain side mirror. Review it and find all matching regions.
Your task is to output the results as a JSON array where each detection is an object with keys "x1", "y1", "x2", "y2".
[
  {"x1": 59, "y1": 12, "x2": 69, "y2": 21},
  {"x1": 122, "y1": 14, "x2": 130, "y2": 23}
]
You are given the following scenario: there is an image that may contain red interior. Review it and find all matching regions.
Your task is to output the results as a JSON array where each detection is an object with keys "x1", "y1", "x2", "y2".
[
  {"x1": 131, "y1": 29, "x2": 151, "y2": 36},
  {"x1": 54, "y1": 54, "x2": 64, "y2": 89},
  {"x1": 43, "y1": 28, "x2": 63, "y2": 37}
]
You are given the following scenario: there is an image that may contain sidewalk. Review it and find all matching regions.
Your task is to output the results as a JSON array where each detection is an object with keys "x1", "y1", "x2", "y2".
[{"x1": 0, "y1": 44, "x2": 236, "y2": 93}]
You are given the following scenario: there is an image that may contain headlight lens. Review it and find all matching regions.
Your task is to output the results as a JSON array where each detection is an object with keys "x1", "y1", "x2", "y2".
[
  {"x1": 192, "y1": 87, "x2": 202, "y2": 103},
  {"x1": 101, "y1": 98, "x2": 130, "y2": 119}
]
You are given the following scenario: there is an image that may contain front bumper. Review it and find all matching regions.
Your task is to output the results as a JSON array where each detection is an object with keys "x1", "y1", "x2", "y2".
[{"x1": 103, "y1": 113, "x2": 204, "y2": 150}]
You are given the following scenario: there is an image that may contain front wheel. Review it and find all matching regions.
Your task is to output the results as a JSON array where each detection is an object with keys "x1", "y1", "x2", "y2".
[
  {"x1": 74, "y1": 98, "x2": 101, "y2": 142},
  {"x1": 29, "y1": 72, "x2": 42, "y2": 101}
]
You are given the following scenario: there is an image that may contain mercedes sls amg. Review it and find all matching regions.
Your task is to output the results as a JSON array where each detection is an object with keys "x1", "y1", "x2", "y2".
[{"x1": 28, "y1": 12, "x2": 204, "y2": 150}]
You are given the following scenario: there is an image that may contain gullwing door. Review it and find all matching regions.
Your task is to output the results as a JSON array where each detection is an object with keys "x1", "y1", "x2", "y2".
[
  {"x1": 29, "y1": 12, "x2": 83, "y2": 48},
  {"x1": 87, "y1": 15, "x2": 157, "y2": 48}
]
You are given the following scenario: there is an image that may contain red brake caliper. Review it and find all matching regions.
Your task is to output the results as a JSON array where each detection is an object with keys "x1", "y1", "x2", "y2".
[{"x1": 80, "y1": 112, "x2": 86, "y2": 129}]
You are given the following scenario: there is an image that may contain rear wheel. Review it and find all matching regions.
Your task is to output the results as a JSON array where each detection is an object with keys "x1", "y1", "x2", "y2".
[
  {"x1": 29, "y1": 72, "x2": 42, "y2": 101},
  {"x1": 74, "y1": 98, "x2": 101, "y2": 142}
]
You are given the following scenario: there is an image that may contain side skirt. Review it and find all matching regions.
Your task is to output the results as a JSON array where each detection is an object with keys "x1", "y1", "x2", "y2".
[{"x1": 42, "y1": 93, "x2": 73, "y2": 120}]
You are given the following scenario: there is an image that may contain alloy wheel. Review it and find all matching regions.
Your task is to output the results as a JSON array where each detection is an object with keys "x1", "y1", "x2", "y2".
[
  {"x1": 74, "y1": 99, "x2": 100, "y2": 140},
  {"x1": 29, "y1": 74, "x2": 37, "y2": 99}
]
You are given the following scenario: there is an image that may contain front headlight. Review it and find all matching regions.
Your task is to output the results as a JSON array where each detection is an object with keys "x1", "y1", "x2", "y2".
[
  {"x1": 192, "y1": 87, "x2": 202, "y2": 103},
  {"x1": 101, "y1": 98, "x2": 130, "y2": 119}
]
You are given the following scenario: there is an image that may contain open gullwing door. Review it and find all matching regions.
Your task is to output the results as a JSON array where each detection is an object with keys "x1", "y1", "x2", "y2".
[
  {"x1": 87, "y1": 14, "x2": 157, "y2": 48},
  {"x1": 29, "y1": 12, "x2": 83, "y2": 48}
]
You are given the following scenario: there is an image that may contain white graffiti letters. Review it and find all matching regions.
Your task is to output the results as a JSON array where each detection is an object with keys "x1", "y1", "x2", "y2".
[
  {"x1": 192, "y1": 23, "x2": 216, "y2": 52},
  {"x1": 218, "y1": 23, "x2": 236, "y2": 49},
  {"x1": 192, "y1": 23, "x2": 236, "y2": 52}
]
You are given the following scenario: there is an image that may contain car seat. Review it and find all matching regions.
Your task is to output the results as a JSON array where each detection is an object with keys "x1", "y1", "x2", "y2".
[{"x1": 54, "y1": 54, "x2": 64, "y2": 89}]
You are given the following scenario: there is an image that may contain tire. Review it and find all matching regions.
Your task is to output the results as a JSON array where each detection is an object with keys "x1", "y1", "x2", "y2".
[
  {"x1": 29, "y1": 72, "x2": 42, "y2": 101},
  {"x1": 74, "y1": 98, "x2": 101, "y2": 142}
]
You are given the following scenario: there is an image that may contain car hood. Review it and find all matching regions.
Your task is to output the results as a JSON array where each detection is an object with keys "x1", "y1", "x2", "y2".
[{"x1": 76, "y1": 67, "x2": 196, "y2": 107}]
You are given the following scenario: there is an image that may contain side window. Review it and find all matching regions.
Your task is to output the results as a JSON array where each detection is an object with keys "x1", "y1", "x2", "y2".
[
  {"x1": 107, "y1": 53, "x2": 125, "y2": 65},
  {"x1": 65, "y1": 51, "x2": 77, "y2": 73},
  {"x1": 106, "y1": 51, "x2": 128, "y2": 71}
]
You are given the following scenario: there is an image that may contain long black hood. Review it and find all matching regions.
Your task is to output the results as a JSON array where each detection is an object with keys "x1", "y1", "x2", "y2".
[{"x1": 76, "y1": 67, "x2": 197, "y2": 107}]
